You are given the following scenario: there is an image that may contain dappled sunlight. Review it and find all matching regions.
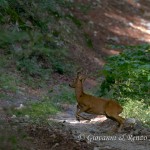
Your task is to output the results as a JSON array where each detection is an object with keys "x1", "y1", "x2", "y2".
[
  {"x1": 127, "y1": 0, "x2": 141, "y2": 8},
  {"x1": 108, "y1": 23, "x2": 150, "y2": 43},
  {"x1": 48, "y1": 118, "x2": 90, "y2": 124},
  {"x1": 1, "y1": 0, "x2": 150, "y2": 149},
  {"x1": 105, "y1": 12, "x2": 150, "y2": 43},
  {"x1": 84, "y1": 0, "x2": 150, "y2": 58},
  {"x1": 93, "y1": 57, "x2": 105, "y2": 66},
  {"x1": 109, "y1": 49, "x2": 120, "y2": 55},
  {"x1": 129, "y1": 23, "x2": 150, "y2": 35},
  {"x1": 104, "y1": 12, "x2": 128, "y2": 25},
  {"x1": 48, "y1": 115, "x2": 107, "y2": 125},
  {"x1": 90, "y1": 116, "x2": 107, "y2": 122},
  {"x1": 101, "y1": 48, "x2": 121, "y2": 55}
]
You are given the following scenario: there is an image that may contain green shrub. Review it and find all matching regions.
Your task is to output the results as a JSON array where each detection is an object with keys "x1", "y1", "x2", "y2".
[
  {"x1": 99, "y1": 44, "x2": 150, "y2": 103},
  {"x1": 98, "y1": 44, "x2": 150, "y2": 126},
  {"x1": 49, "y1": 84, "x2": 76, "y2": 104},
  {"x1": 16, "y1": 47, "x2": 75, "y2": 77},
  {"x1": 84, "y1": 33, "x2": 93, "y2": 48},
  {"x1": 0, "y1": 0, "x2": 78, "y2": 79},
  {"x1": 0, "y1": 31, "x2": 29, "y2": 48},
  {"x1": 122, "y1": 98, "x2": 150, "y2": 126},
  {"x1": 0, "y1": 73, "x2": 19, "y2": 92},
  {"x1": 13, "y1": 101, "x2": 60, "y2": 124},
  {"x1": 14, "y1": 101, "x2": 59, "y2": 121},
  {"x1": 13, "y1": 84, "x2": 75, "y2": 123}
]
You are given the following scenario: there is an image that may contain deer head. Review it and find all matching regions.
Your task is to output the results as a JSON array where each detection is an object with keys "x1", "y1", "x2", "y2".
[{"x1": 69, "y1": 69, "x2": 87, "y2": 88}]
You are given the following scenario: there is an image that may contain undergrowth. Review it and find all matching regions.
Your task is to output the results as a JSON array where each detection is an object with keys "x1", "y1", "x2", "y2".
[
  {"x1": 99, "y1": 44, "x2": 150, "y2": 126},
  {"x1": 0, "y1": 0, "x2": 94, "y2": 89},
  {"x1": 12, "y1": 84, "x2": 75, "y2": 123},
  {"x1": 0, "y1": 0, "x2": 89, "y2": 87},
  {"x1": 122, "y1": 98, "x2": 150, "y2": 126}
]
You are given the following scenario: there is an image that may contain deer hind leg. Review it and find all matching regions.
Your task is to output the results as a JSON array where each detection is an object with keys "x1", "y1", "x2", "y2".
[
  {"x1": 76, "y1": 105, "x2": 91, "y2": 121},
  {"x1": 106, "y1": 112, "x2": 125, "y2": 132},
  {"x1": 112, "y1": 115, "x2": 125, "y2": 132},
  {"x1": 105, "y1": 102, "x2": 125, "y2": 132}
]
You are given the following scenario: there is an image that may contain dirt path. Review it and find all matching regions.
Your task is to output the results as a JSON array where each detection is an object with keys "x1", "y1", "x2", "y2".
[
  {"x1": 0, "y1": 78, "x2": 149, "y2": 150},
  {"x1": 1, "y1": 0, "x2": 150, "y2": 149},
  {"x1": 0, "y1": 101, "x2": 150, "y2": 150},
  {"x1": 48, "y1": 105, "x2": 150, "y2": 150}
]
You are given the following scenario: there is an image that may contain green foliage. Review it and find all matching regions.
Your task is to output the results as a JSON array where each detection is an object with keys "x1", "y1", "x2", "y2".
[
  {"x1": 0, "y1": 55, "x2": 20, "y2": 92},
  {"x1": 13, "y1": 99, "x2": 59, "y2": 125},
  {"x1": 49, "y1": 84, "x2": 76, "y2": 105},
  {"x1": 66, "y1": 14, "x2": 82, "y2": 28},
  {"x1": 98, "y1": 44, "x2": 150, "y2": 126},
  {"x1": 16, "y1": 47, "x2": 74, "y2": 77},
  {"x1": 0, "y1": 31, "x2": 29, "y2": 48},
  {"x1": 13, "y1": 84, "x2": 75, "y2": 123},
  {"x1": 0, "y1": 0, "x2": 79, "y2": 81},
  {"x1": 122, "y1": 98, "x2": 150, "y2": 126},
  {"x1": 0, "y1": 55, "x2": 10, "y2": 67},
  {"x1": 99, "y1": 44, "x2": 150, "y2": 103},
  {"x1": 14, "y1": 101, "x2": 59, "y2": 119},
  {"x1": 84, "y1": 33, "x2": 93, "y2": 48},
  {"x1": 0, "y1": 73, "x2": 19, "y2": 92}
]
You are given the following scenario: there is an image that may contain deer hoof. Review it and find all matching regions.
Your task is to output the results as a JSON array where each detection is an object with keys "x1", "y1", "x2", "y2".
[
  {"x1": 76, "y1": 117, "x2": 80, "y2": 122},
  {"x1": 87, "y1": 118, "x2": 91, "y2": 121}
]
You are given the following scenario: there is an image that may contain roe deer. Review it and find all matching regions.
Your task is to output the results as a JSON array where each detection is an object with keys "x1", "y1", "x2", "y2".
[{"x1": 69, "y1": 71, "x2": 125, "y2": 132}]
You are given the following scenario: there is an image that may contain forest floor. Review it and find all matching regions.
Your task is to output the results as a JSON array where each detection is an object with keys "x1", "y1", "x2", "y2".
[
  {"x1": 1, "y1": 0, "x2": 150, "y2": 150},
  {"x1": 1, "y1": 99, "x2": 150, "y2": 150},
  {"x1": 68, "y1": 0, "x2": 150, "y2": 71}
]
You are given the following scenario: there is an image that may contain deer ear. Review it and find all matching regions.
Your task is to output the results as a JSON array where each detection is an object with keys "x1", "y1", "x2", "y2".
[
  {"x1": 78, "y1": 75, "x2": 82, "y2": 80},
  {"x1": 79, "y1": 75, "x2": 86, "y2": 81},
  {"x1": 77, "y1": 71, "x2": 80, "y2": 77},
  {"x1": 76, "y1": 68, "x2": 83, "y2": 77},
  {"x1": 82, "y1": 76, "x2": 86, "y2": 82}
]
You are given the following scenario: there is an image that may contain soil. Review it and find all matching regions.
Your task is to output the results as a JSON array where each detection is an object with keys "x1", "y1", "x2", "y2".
[
  {"x1": 1, "y1": 104, "x2": 150, "y2": 150},
  {"x1": 48, "y1": 105, "x2": 150, "y2": 150},
  {"x1": 69, "y1": 0, "x2": 150, "y2": 71},
  {"x1": 0, "y1": 0, "x2": 150, "y2": 150}
]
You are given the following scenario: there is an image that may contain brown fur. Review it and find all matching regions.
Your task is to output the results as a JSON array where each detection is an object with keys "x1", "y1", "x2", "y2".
[{"x1": 69, "y1": 73, "x2": 125, "y2": 132}]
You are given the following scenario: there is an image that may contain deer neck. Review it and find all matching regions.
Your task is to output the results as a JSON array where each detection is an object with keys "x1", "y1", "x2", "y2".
[{"x1": 75, "y1": 80, "x2": 84, "y2": 101}]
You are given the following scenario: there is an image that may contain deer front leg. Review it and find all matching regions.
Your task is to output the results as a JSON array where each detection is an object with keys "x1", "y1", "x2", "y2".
[
  {"x1": 76, "y1": 104, "x2": 80, "y2": 121},
  {"x1": 76, "y1": 105, "x2": 91, "y2": 121}
]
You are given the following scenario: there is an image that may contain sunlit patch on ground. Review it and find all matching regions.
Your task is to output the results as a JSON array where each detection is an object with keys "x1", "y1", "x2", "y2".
[
  {"x1": 48, "y1": 115, "x2": 107, "y2": 125},
  {"x1": 90, "y1": 116, "x2": 107, "y2": 122}
]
